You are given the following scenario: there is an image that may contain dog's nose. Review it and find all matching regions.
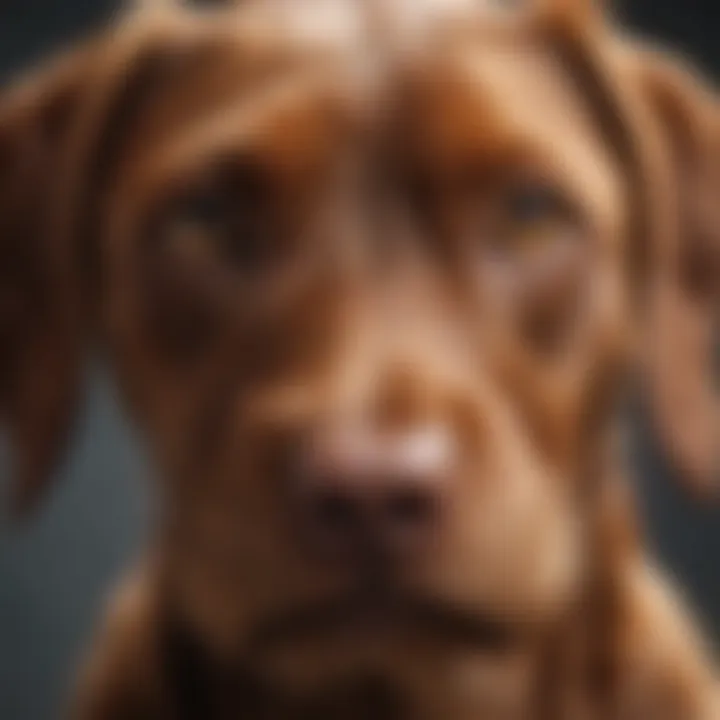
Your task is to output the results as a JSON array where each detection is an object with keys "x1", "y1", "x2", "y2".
[{"x1": 294, "y1": 425, "x2": 453, "y2": 565}]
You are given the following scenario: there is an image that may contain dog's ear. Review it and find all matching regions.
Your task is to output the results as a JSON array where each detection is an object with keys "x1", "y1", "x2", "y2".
[
  {"x1": 0, "y1": 43, "x2": 101, "y2": 517},
  {"x1": 533, "y1": 0, "x2": 606, "y2": 29},
  {"x1": 534, "y1": 5, "x2": 717, "y2": 495},
  {"x1": 628, "y1": 50, "x2": 719, "y2": 496},
  {"x1": 0, "y1": 8, "x2": 200, "y2": 516}
]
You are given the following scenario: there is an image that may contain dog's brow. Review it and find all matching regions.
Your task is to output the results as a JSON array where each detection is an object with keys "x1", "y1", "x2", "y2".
[{"x1": 138, "y1": 70, "x2": 342, "y2": 191}]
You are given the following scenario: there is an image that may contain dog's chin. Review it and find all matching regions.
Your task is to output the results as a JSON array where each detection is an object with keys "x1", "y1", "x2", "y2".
[{"x1": 245, "y1": 590, "x2": 531, "y2": 692}]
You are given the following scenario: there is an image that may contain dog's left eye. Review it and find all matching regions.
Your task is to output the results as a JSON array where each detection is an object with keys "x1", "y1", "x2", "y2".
[
  {"x1": 507, "y1": 184, "x2": 565, "y2": 223},
  {"x1": 494, "y1": 183, "x2": 573, "y2": 255}
]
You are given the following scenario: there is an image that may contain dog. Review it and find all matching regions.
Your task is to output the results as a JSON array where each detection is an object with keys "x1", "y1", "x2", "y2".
[{"x1": 0, "y1": 0, "x2": 718, "y2": 717}]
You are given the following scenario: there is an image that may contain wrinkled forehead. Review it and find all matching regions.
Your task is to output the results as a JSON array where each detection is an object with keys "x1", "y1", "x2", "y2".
[
  {"x1": 233, "y1": 0, "x2": 502, "y2": 50},
  {"x1": 120, "y1": 4, "x2": 621, "y2": 224}
]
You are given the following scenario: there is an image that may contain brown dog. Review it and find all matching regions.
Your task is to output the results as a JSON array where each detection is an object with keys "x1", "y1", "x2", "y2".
[{"x1": 0, "y1": 0, "x2": 718, "y2": 718}]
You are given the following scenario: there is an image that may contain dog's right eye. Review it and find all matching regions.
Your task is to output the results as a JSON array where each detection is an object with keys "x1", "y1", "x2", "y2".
[
  {"x1": 162, "y1": 161, "x2": 278, "y2": 277},
  {"x1": 162, "y1": 192, "x2": 228, "y2": 266}
]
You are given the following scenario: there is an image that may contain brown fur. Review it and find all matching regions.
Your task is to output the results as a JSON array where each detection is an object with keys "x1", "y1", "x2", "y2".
[{"x1": 0, "y1": 1, "x2": 717, "y2": 718}]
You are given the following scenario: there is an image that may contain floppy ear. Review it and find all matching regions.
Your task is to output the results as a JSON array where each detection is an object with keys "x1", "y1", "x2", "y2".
[
  {"x1": 0, "y1": 44, "x2": 99, "y2": 516},
  {"x1": 629, "y1": 51, "x2": 719, "y2": 496},
  {"x1": 534, "y1": 2, "x2": 717, "y2": 495},
  {"x1": 0, "y1": 6, "x2": 202, "y2": 516}
]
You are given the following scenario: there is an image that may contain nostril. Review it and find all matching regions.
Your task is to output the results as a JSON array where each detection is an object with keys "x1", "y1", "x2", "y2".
[
  {"x1": 309, "y1": 489, "x2": 360, "y2": 535},
  {"x1": 293, "y1": 424, "x2": 453, "y2": 564},
  {"x1": 385, "y1": 488, "x2": 436, "y2": 531}
]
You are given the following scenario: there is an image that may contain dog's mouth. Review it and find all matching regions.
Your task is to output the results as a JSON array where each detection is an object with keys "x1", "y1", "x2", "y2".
[{"x1": 247, "y1": 589, "x2": 523, "y2": 657}]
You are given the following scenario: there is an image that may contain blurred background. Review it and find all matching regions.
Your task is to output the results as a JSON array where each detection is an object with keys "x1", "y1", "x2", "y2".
[{"x1": 0, "y1": 1, "x2": 718, "y2": 718}]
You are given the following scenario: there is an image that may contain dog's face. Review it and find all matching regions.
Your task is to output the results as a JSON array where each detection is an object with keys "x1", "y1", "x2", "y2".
[{"x1": 1, "y1": 0, "x2": 717, "y2": 700}]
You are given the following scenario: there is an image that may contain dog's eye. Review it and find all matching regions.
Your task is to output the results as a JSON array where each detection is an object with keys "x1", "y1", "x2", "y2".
[
  {"x1": 165, "y1": 192, "x2": 229, "y2": 264},
  {"x1": 507, "y1": 184, "x2": 564, "y2": 223},
  {"x1": 494, "y1": 184, "x2": 572, "y2": 255},
  {"x1": 478, "y1": 183, "x2": 585, "y2": 356},
  {"x1": 163, "y1": 162, "x2": 277, "y2": 275}
]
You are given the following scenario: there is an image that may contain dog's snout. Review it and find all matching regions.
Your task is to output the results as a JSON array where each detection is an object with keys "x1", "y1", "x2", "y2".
[{"x1": 294, "y1": 425, "x2": 453, "y2": 566}]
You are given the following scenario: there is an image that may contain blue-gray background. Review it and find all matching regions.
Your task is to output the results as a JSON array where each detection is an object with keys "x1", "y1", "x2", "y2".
[{"x1": 0, "y1": 2, "x2": 718, "y2": 719}]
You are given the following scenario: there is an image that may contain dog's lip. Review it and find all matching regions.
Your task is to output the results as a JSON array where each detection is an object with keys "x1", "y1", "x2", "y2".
[{"x1": 247, "y1": 590, "x2": 521, "y2": 655}]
